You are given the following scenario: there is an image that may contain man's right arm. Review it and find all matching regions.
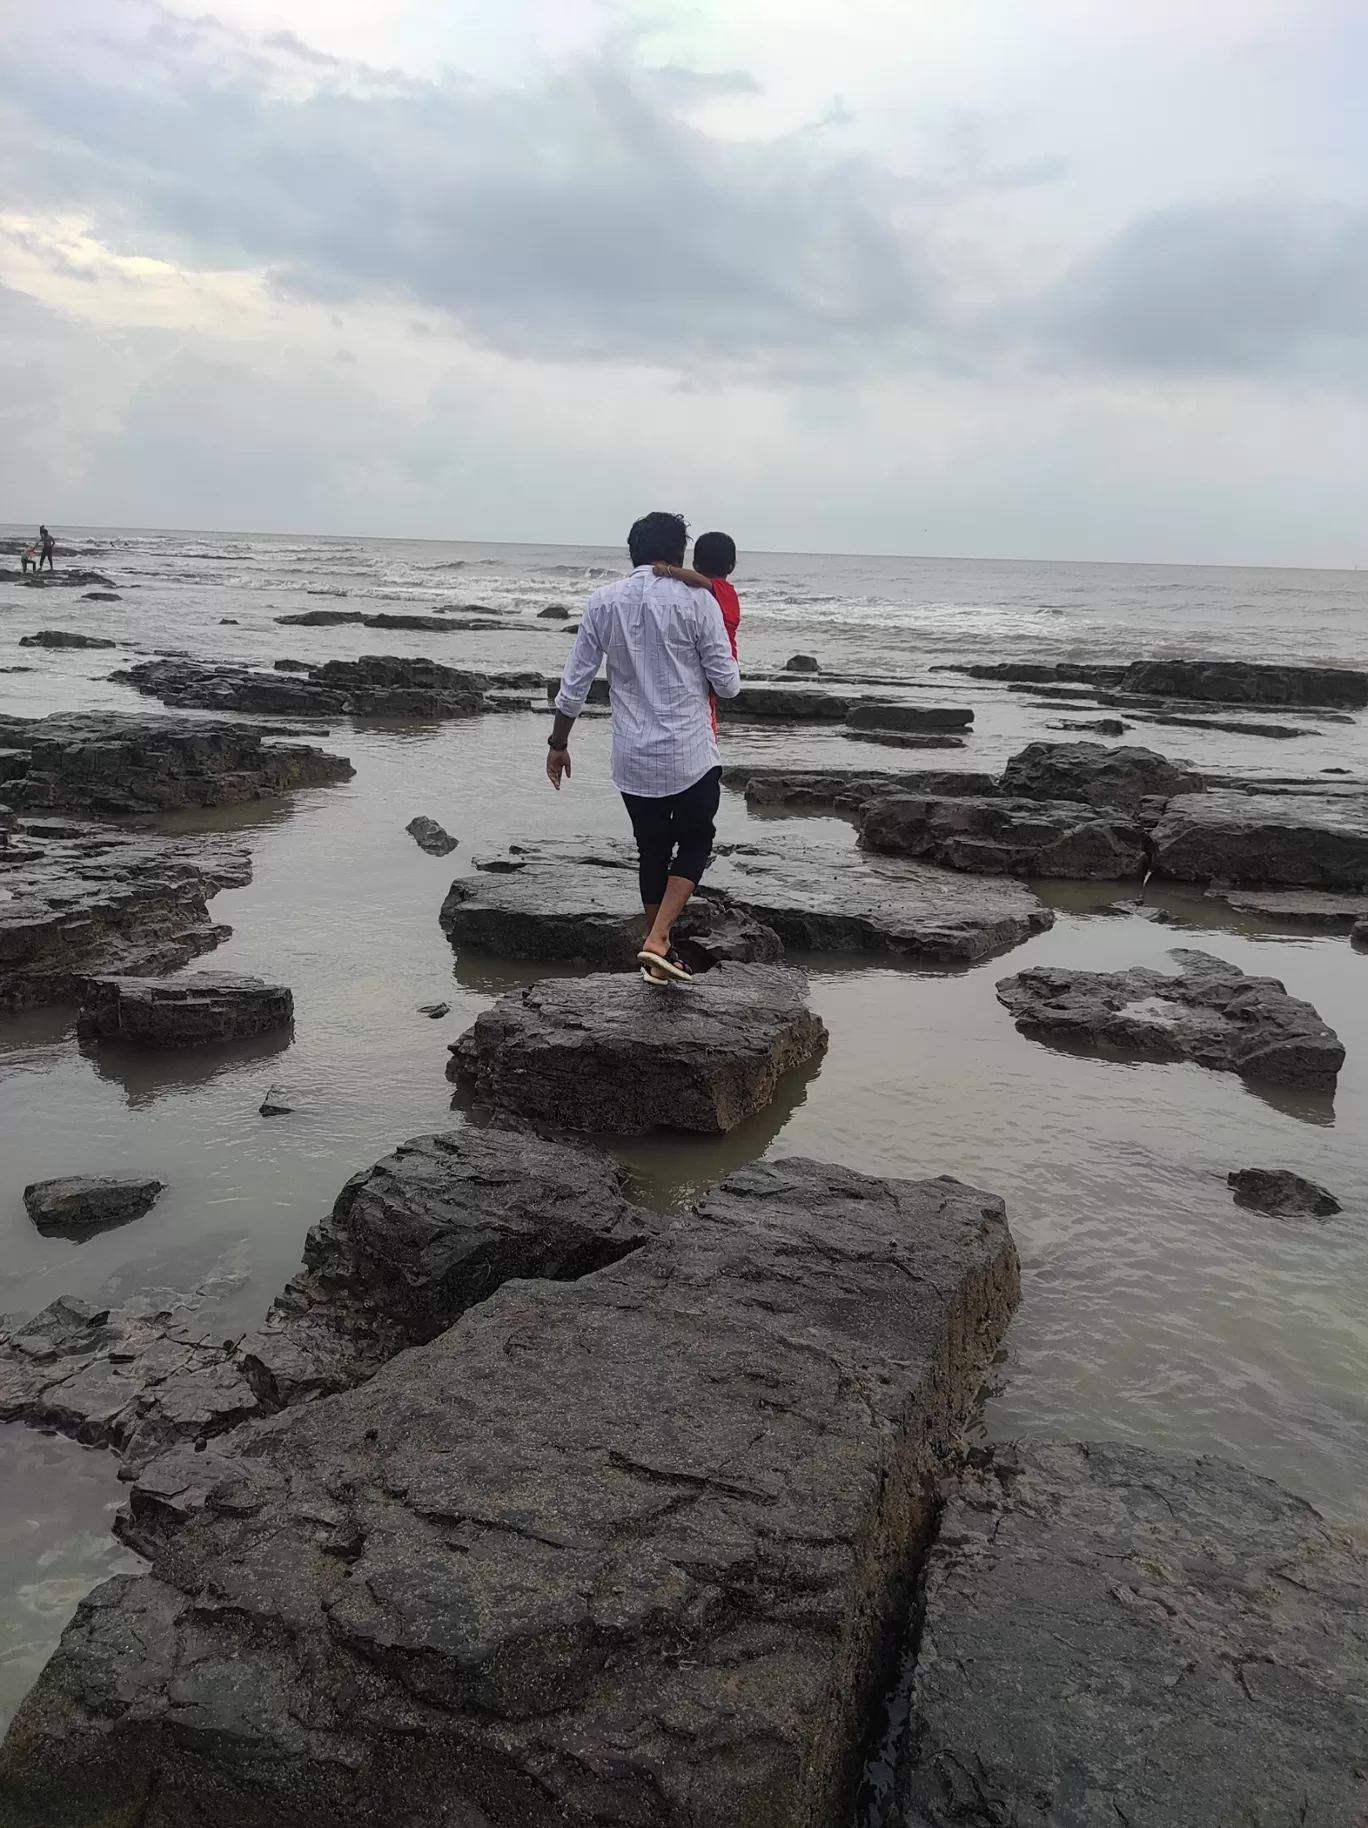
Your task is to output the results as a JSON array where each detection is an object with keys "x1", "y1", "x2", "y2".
[{"x1": 694, "y1": 593, "x2": 741, "y2": 699}]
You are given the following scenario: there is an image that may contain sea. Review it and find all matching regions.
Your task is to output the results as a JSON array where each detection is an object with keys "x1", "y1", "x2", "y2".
[{"x1": 2, "y1": 525, "x2": 1367, "y2": 1734}]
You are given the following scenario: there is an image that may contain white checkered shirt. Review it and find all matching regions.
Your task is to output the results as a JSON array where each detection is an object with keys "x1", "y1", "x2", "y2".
[{"x1": 555, "y1": 566, "x2": 741, "y2": 797}]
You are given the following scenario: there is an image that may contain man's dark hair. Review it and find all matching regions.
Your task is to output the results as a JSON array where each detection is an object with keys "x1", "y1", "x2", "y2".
[
  {"x1": 627, "y1": 511, "x2": 688, "y2": 567},
  {"x1": 692, "y1": 531, "x2": 736, "y2": 578}
]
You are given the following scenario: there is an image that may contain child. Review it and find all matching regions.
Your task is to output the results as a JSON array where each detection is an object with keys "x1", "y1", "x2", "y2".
[{"x1": 654, "y1": 531, "x2": 740, "y2": 733}]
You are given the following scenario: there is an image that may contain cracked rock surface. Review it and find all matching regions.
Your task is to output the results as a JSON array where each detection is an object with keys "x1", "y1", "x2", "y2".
[
  {"x1": 860, "y1": 793, "x2": 1147, "y2": 878},
  {"x1": 998, "y1": 740, "x2": 1203, "y2": 813},
  {"x1": 997, "y1": 947, "x2": 1345, "y2": 1088},
  {"x1": 890, "y1": 1440, "x2": 1368, "y2": 1828},
  {"x1": 1151, "y1": 789, "x2": 1368, "y2": 888},
  {"x1": 0, "y1": 1157, "x2": 1020, "y2": 1828},
  {"x1": 450, "y1": 963, "x2": 828, "y2": 1132}
]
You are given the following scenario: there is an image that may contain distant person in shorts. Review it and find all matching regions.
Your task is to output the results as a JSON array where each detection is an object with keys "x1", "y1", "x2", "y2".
[
  {"x1": 21, "y1": 545, "x2": 36, "y2": 573},
  {"x1": 546, "y1": 511, "x2": 741, "y2": 983},
  {"x1": 653, "y1": 531, "x2": 740, "y2": 735},
  {"x1": 37, "y1": 526, "x2": 55, "y2": 572}
]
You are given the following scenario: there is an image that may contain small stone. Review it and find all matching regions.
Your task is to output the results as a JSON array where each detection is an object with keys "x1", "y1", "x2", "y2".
[
  {"x1": 218, "y1": 617, "x2": 238, "y2": 625},
  {"x1": 405, "y1": 816, "x2": 458, "y2": 856},
  {"x1": 538, "y1": 604, "x2": 570, "y2": 618},
  {"x1": 784, "y1": 653, "x2": 820, "y2": 671},
  {"x1": 23, "y1": 1176, "x2": 165, "y2": 1235},
  {"x1": 259, "y1": 1085, "x2": 294, "y2": 1117},
  {"x1": 417, "y1": 1002, "x2": 450, "y2": 1019},
  {"x1": 1227, "y1": 1168, "x2": 1341, "y2": 1218},
  {"x1": 82, "y1": 591, "x2": 122, "y2": 602}
]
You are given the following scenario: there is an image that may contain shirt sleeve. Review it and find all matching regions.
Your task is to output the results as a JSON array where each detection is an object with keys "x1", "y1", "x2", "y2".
[
  {"x1": 694, "y1": 592, "x2": 742, "y2": 699},
  {"x1": 554, "y1": 598, "x2": 606, "y2": 716}
]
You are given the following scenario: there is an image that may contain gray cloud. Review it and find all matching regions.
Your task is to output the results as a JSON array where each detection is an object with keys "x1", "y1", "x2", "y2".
[{"x1": 1043, "y1": 200, "x2": 1368, "y2": 376}]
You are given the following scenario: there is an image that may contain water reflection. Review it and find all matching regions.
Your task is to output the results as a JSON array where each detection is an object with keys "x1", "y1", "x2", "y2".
[{"x1": 79, "y1": 1028, "x2": 293, "y2": 1108}]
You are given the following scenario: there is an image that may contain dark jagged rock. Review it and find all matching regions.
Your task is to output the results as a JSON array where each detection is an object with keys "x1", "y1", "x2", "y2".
[
  {"x1": 441, "y1": 850, "x2": 783, "y2": 973},
  {"x1": 999, "y1": 741, "x2": 1203, "y2": 813},
  {"x1": 889, "y1": 1441, "x2": 1367, "y2": 1828},
  {"x1": 538, "y1": 603, "x2": 570, "y2": 618},
  {"x1": 0, "y1": 567, "x2": 116, "y2": 588},
  {"x1": 115, "y1": 655, "x2": 490, "y2": 719},
  {"x1": 23, "y1": 1176, "x2": 165, "y2": 1236},
  {"x1": 0, "y1": 711, "x2": 352, "y2": 816},
  {"x1": 310, "y1": 656, "x2": 488, "y2": 714},
  {"x1": 544, "y1": 676, "x2": 611, "y2": 705},
  {"x1": 861, "y1": 794, "x2": 1146, "y2": 878},
  {"x1": 18, "y1": 630, "x2": 118, "y2": 650},
  {"x1": 1131, "y1": 710, "x2": 1310, "y2": 739},
  {"x1": 417, "y1": 1001, "x2": 449, "y2": 1019},
  {"x1": 845, "y1": 702, "x2": 973, "y2": 733},
  {"x1": 841, "y1": 730, "x2": 966, "y2": 751},
  {"x1": 785, "y1": 652, "x2": 820, "y2": 671},
  {"x1": 273, "y1": 657, "x2": 311, "y2": 672},
  {"x1": 996, "y1": 948, "x2": 1344, "y2": 1087},
  {"x1": 1120, "y1": 657, "x2": 1368, "y2": 708},
  {"x1": 938, "y1": 660, "x2": 1126, "y2": 687},
  {"x1": 725, "y1": 766, "x2": 998, "y2": 812},
  {"x1": 450, "y1": 963, "x2": 828, "y2": 1132},
  {"x1": 1355, "y1": 916, "x2": 1368, "y2": 947},
  {"x1": 1227, "y1": 1167, "x2": 1342, "y2": 1218},
  {"x1": 77, "y1": 971, "x2": 294, "y2": 1049},
  {"x1": 0, "y1": 817, "x2": 248, "y2": 1011},
  {"x1": 0, "y1": 1157, "x2": 1019, "y2": 1828},
  {"x1": 1047, "y1": 716, "x2": 1129, "y2": 735},
  {"x1": 81, "y1": 591, "x2": 121, "y2": 602},
  {"x1": 259, "y1": 1085, "x2": 294, "y2": 1117},
  {"x1": 1151, "y1": 790, "x2": 1368, "y2": 887},
  {"x1": 275, "y1": 609, "x2": 505, "y2": 631},
  {"x1": 720, "y1": 684, "x2": 852, "y2": 720},
  {"x1": 112, "y1": 658, "x2": 341, "y2": 715},
  {"x1": 709, "y1": 841, "x2": 1053, "y2": 961},
  {"x1": 273, "y1": 608, "x2": 366, "y2": 626},
  {"x1": 405, "y1": 815, "x2": 458, "y2": 856},
  {"x1": 442, "y1": 839, "x2": 1050, "y2": 965}
]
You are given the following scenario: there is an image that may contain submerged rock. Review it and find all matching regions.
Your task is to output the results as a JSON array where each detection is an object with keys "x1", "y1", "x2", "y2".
[
  {"x1": 996, "y1": 948, "x2": 1344, "y2": 1088},
  {"x1": 841, "y1": 729, "x2": 966, "y2": 751},
  {"x1": 115, "y1": 655, "x2": 491, "y2": 719},
  {"x1": 81, "y1": 591, "x2": 121, "y2": 602},
  {"x1": 846, "y1": 702, "x2": 973, "y2": 734},
  {"x1": 0, "y1": 1157, "x2": 1019, "y2": 1828},
  {"x1": 1227, "y1": 1167, "x2": 1342, "y2": 1218},
  {"x1": 77, "y1": 971, "x2": 294, "y2": 1048},
  {"x1": 889, "y1": 1441, "x2": 1367, "y2": 1828},
  {"x1": 860, "y1": 794, "x2": 1147, "y2": 878},
  {"x1": 405, "y1": 815, "x2": 458, "y2": 856},
  {"x1": 449, "y1": 963, "x2": 828, "y2": 1132},
  {"x1": 999, "y1": 740, "x2": 1203, "y2": 812},
  {"x1": 719, "y1": 684, "x2": 853, "y2": 720},
  {"x1": 727, "y1": 766, "x2": 998, "y2": 812},
  {"x1": 0, "y1": 710, "x2": 352, "y2": 816},
  {"x1": 23, "y1": 1176, "x2": 165, "y2": 1236},
  {"x1": 785, "y1": 652, "x2": 820, "y2": 670},
  {"x1": 18, "y1": 630, "x2": 118, "y2": 650},
  {"x1": 1216, "y1": 886, "x2": 1368, "y2": 927},
  {"x1": 0, "y1": 817, "x2": 248, "y2": 1011},
  {"x1": 1151, "y1": 789, "x2": 1368, "y2": 888}
]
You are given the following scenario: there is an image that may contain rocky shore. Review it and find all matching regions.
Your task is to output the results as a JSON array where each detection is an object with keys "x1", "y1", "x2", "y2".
[{"x1": 115, "y1": 656, "x2": 543, "y2": 719}]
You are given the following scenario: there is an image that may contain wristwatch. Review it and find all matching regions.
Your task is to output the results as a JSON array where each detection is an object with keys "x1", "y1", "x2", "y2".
[{"x1": 547, "y1": 734, "x2": 568, "y2": 750}]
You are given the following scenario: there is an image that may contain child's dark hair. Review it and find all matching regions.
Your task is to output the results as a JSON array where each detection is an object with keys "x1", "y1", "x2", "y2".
[{"x1": 692, "y1": 531, "x2": 736, "y2": 578}]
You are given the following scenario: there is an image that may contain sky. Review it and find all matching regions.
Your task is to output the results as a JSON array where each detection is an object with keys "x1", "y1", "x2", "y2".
[{"x1": 2, "y1": 0, "x2": 1367, "y2": 563}]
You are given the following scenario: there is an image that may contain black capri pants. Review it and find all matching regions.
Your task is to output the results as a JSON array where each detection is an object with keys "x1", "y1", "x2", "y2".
[{"x1": 621, "y1": 766, "x2": 722, "y2": 905}]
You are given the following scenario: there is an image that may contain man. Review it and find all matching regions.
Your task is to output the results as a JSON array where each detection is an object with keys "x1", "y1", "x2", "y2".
[
  {"x1": 547, "y1": 510, "x2": 741, "y2": 982},
  {"x1": 37, "y1": 526, "x2": 55, "y2": 572}
]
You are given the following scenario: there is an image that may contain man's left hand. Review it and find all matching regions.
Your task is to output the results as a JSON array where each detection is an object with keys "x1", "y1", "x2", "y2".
[{"x1": 546, "y1": 747, "x2": 571, "y2": 790}]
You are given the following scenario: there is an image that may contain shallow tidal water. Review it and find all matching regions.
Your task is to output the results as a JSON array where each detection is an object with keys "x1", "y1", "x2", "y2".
[{"x1": 1, "y1": 531, "x2": 1367, "y2": 1734}]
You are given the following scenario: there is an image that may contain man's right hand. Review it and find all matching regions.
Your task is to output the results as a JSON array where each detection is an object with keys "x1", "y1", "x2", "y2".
[{"x1": 546, "y1": 747, "x2": 571, "y2": 790}]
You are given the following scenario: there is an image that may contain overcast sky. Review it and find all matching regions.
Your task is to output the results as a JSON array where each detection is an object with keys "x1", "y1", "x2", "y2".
[{"x1": 2, "y1": 0, "x2": 1366, "y2": 563}]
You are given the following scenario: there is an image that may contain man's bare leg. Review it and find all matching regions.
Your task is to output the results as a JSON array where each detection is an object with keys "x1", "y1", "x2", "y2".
[{"x1": 641, "y1": 874, "x2": 695, "y2": 959}]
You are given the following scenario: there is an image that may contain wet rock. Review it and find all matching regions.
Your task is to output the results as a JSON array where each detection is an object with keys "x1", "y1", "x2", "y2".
[
  {"x1": 709, "y1": 841, "x2": 1053, "y2": 961},
  {"x1": 274, "y1": 607, "x2": 366, "y2": 626},
  {"x1": 273, "y1": 657, "x2": 311, "y2": 672},
  {"x1": 116, "y1": 655, "x2": 491, "y2": 719},
  {"x1": 1151, "y1": 790, "x2": 1368, "y2": 888},
  {"x1": 77, "y1": 971, "x2": 294, "y2": 1049},
  {"x1": 785, "y1": 652, "x2": 820, "y2": 671},
  {"x1": 81, "y1": 591, "x2": 121, "y2": 602},
  {"x1": 538, "y1": 603, "x2": 570, "y2": 618},
  {"x1": 218, "y1": 617, "x2": 238, "y2": 625},
  {"x1": 725, "y1": 766, "x2": 999, "y2": 812},
  {"x1": 449, "y1": 963, "x2": 828, "y2": 1132},
  {"x1": 841, "y1": 729, "x2": 966, "y2": 751},
  {"x1": 889, "y1": 1440, "x2": 1367, "y2": 1828},
  {"x1": 0, "y1": 567, "x2": 117, "y2": 588},
  {"x1": 0, "y1": 1157, "x2": 1019, "y2": 1828},
  {"x1": 1227, "y1": 1167, "x2": 1341, "y2": 1218},
  {"x1": 1120, "y1": 657, "x2": 1368, "y2": 708},
  {"x1": 417, "y1": 1001, "x2": 449, "y2": 1019},
  {"x1": 999, "y1": 741, "x2": 1203, "y2": 813},
  {"x1": 1046, "y1": 717, "x2": 1129, "y2": 735},
  {"x1": 861, "y1": 794, "x2": 1147, "y2": 878},
  {"x1": 1355, "y1": 916, "x2": 1368, "y2": 947},
  {"x1": 939, "y1": 660, "x2": 1126, "y2": 688},
  {"x1": 405, "y1": 815, "x2": 458, "y2": 856},
  {"x1": 996, "y1": 948, "x2": 1344, "y2": 1088},
  {"x1": 0, "y1": 710, "x2": 352, "y2": 816},
  {"x1": 441, "y1": 852, "x2": 783, "y2": 974},
  {"x1": 1130, "y1": 710, "x2": 1310, "y2": 739},
  {"x1": 845, "y1": 702, "x2": 973, "y2": 733},
  {"x1": 0, "y1": 817, "x2": 248, "y2": 1011},
  {"x1": 23, "y1": 1176, "x2": 165, "y2": 1236},
  {"x1": 259, "y1": 1085, "x2": 294, "y2": 1117},
  {"x1": 720, "y1": 684, "x2": 853, "y2": 720},
  {"x1": 1215, "y1": 887, "x2": 1368, "y2": 927},
  {"x1": 544, "y1": 676, "x2": 611, "y2": 705},
  {"x1": 19, "y1": 630, "x2": 118, "y2": 650}
]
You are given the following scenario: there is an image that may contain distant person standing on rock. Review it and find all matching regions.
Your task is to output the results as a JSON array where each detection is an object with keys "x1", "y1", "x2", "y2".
[
  {"x1": 546, "y1": 510, "x2": 741, "y2": 983},
  {"x1": 37, "y1": 526, "x2": 55, "y2": 572}
]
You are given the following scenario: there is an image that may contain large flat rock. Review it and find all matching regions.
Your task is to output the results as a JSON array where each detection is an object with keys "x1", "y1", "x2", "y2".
[
  {"x1": 115, "y1": 656, "x2": 494, "y2": 718},
  {"x1": 449, "y1": 963, "x2": 828, "y2": 1132},
  {"x1": 890, "y1": 1441, "x2": 1368, "y2": 1827},
  {"x1": 1151, "y1": 789, "x2": 1368, "y2": 887},
  {"x1": 441, "y1": 840, "x2": 1051, "y2": 966},
  {"x1": 0, "y1": 1158, "x2": 1020, "y2": 1828},
  {"x1": 723, "y1": 766, "x2": 998, "y2": 812},
  {"x1": 845, "y1": 702, "x2": 973, "y2": 733},
  {"x1": 718, "y1": 684, "x2": 853, "y2": 720},
  {"x1": 860, "y1": 794, "x2": 1147, "y2": 878},
  {"x1": 941, "y1": 657, "x2": 1368, "y2": 707},
  {"x1": 999, "y1": 740, "x2": 1202, "y2": 812},
  {"x1": 996, "y1": 947, "x2": 1344, "y2": 1088},
  {"x1": 0, "y1": 711, "x2": 352, "y2": 816},
  {"x1": 0, "y1": 817, "x2": 249, "y2": 1011},
  {"x1": 77, "y1": 970, "x2": 294, "y2": 1048}
]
